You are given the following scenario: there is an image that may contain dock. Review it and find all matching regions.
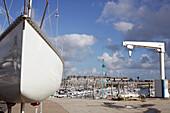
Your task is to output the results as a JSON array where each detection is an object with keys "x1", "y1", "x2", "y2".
[
  {"x1": 104, "y1": 81, "x2": 154, "y2": 87},
  {"x1": 0, "y1": 99, "x2": 68, "y2": 113},
  {"x1": 1, "y1": 97, "x2": 170, "y2": 113},
  {"x1": 49, "y1": 98, "x2": 170, "y2": 113}
]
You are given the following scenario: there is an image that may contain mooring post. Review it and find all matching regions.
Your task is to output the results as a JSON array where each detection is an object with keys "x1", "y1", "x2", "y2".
[
  {"x1": 127, "y1": 82, "x2": 129, "y2": 91},
  {"x1": 149, "y1": 83, "x2": 151, "y2": 97},
  {"x1": 123, "y1": 82, "x2": 125, "y2": 101},
  {"x1": 118, "y1": 82, "x2": 120, "y2": 97},
  {"x1": 111, "y1": 82, "x2": 113, "y2": 95},
  {"x1": 93, "y1": 83, "x2": 95, "y2": 99}
]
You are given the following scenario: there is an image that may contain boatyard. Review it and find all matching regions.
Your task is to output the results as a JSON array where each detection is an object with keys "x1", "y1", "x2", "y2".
[
  {"x1": 1, "y1": 98, "x2": 170, "y2": 113},
  {"x1": 56, "y1": 75, "x2": 169, "y2": 99},
  {"x1": 0, "y1": 76, "x2": 170, "y2": 112},
  {"x1": 1, "y1": 0, "x2": 170, "y2": 113},
  {"x1": 0, "y1": 78, "x2": 169, "y2": 112},
  {"x1": 51, "y1": 98, "x2": 170, "y2": 113}
]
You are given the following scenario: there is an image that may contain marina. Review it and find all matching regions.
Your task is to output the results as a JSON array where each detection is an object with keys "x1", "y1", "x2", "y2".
[
  {"x1": 55, "y1": 83, "x2": 152, "y2": 99},
  {"x1": 56, "y1": 75, "x2": 163, "y2": 100},
  {"x1": 0, "y1": 0, "x2": 170, "y2": 113}
]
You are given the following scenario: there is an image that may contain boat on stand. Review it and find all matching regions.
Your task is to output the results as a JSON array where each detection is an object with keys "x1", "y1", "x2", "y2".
[{"x1": 0, "y1": 0, "x2": 64, "y2": 112}]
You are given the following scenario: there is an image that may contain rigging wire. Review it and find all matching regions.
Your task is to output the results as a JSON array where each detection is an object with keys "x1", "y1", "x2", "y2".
[
  {"x1": 56, "y1": 14, "x2": 58, "y2": 36},
  {"x1": 56, "y1": 0, "x2": 59, "y2": 37},
  {"x1": 0, "y1": 0, "x2": 2, "y2": 15},
  {"x1": 55, "y1": 0, "x2": 62, "y2": 56},
  {"x1": 47, "y1": 4, "x2": 53, "y2": 38},
  {"x1": 2, "y1": 0, "x2": 14, "y2": 30},
  {"x1": 44, "y1": 8, "x2": 58, "y2": 22},
  {"x1": 8, "y1": 0, "x2": 14, "y2": 17}
]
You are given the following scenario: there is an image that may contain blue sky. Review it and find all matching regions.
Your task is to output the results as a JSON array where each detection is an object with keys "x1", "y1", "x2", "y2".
[{"x1": 1, "y1": 0, "x2": 170, "y2": 80}]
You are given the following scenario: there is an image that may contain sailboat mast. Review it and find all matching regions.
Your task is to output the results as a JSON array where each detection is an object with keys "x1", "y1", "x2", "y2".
[
  {"x1": 40, "y1": 0, "x2": 48, "y2": 29},
  {"x1": 24, "y1": 0, "x2": 27, "y2": 15},
  {"x1": 28, "y1": 0, "x2": 32, "y2": 17},
  {"x1": 3, "y1": 0, "x2": 10, "y2": 25}
]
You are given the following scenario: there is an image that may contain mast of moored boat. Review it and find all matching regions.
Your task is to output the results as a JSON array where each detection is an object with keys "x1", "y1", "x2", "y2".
[
  {"x1": 40, "y1": 0, "x2": 48, "y2": 29},
  {"x1": 24, "y1": 0, "x2": 32, "y2": 17},
  {"x1": 24, "y1": 0, "x2": 27, "y2": 15},
  {"x1": 28, "y1": 0, "x2": 32, "y2": 17},
  {"x1": 3, "y1": 0, "x2": 10, "y2": 25}
]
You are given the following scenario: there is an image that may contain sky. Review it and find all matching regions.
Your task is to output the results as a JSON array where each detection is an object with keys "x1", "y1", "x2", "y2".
[{"x1": 1, "y1": 0, "x2": 170, "y2": 80}]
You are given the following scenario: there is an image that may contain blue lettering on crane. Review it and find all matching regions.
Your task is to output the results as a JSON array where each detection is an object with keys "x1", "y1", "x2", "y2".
[{"x1": 162, "y1": 80, "x2": 165, "y2": 98}]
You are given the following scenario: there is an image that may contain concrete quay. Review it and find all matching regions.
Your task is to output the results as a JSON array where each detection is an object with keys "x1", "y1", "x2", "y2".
[
  {"x1": 0, "y1": 99, "x2": 68, "y2": 113},
  {"x1": 1, "y1": 97, "x2": 170, "y2": 113},
  {"x1": 50, "y1": 98, "x2": 170, "y2": 113}
]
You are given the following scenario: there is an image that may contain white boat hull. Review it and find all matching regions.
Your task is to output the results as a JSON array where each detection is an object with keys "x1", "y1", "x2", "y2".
[{"x1": 0, "y1": 16, "x2": 64, "y2": 103}]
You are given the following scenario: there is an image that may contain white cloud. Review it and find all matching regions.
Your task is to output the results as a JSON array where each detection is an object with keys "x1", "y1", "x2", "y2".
[
  {"x1": 139, "y1": 54, "x2": 153, "y2": 68},
  {"x1": 97, "y1": 0, "x2": 137, "y2": 23},
  {"x1": 114, "y1": 22, "x2": 134, "y2": 32},
  {"x1": 64, "y1": 64, "x2": 100, "y2": 77},
  {"x1": 165, "y1": 53, "x2": 170, "y2": 69},
  {"x1": 48, "y1": 34, "x2": 96, "y2": 61},
  {"x1": 107, "y1": 38, "x2": 112, "y2": 42},
  {"x1": 64, "y1": 67, "x2": 78, "y2": 76},
  {"x1": 92, "y1": 68, "x2": 100, "y2": 75},
  {"x1": 97, "y1": 0, "x2": 170, "y2": 79},
  {"x1": 63, "y1": 61, "x2": 77, "y2": 76},
  {"x1": 48, "y1": 34, "x2": 97, "y2": 76},
  {"x1": 98, "y1": 0, "x2": 170, "y2": 40},
  {"x1": 97, "y1": 52, "x2": 127, "y2": 70},
  {"x1": 55, "y1": 34, "x2": 96, "y2": 61},
  {"x1": 97, "y1": 52, "x2": 164, "y2": 79},
  {"x1": 97, "y1": 52, "x2": 161, "y2": 70},
  {"x1": 63, "y1": 50, "x2": 170, "y2": 78},
  {"x1": 64, "y1": 61, "x2": 73, "y2": 68}
]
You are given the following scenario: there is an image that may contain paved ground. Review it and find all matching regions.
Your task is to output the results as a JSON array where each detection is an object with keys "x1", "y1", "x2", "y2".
[
  {"x1": 0, "y1": 99, "x2": 68, "y2": 113},
  {"x1": 1, "y1": 98, "x2": 170, "y2": 113},
  {"x1": 49, "y1": 98, "x2": 170, "y2": 113}
]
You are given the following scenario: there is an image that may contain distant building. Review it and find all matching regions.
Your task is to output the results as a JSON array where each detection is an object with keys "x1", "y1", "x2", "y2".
[
  {"x1": 114, "y1": 77, "x2": 121, "y2": 81},
  {"x1": 121, "y1": 77, "x2": 129, "y2": 82},
  {"x1": 61, "y1": 75, "x2": 132, "y2": 88}
]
